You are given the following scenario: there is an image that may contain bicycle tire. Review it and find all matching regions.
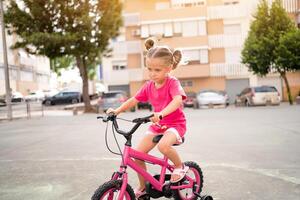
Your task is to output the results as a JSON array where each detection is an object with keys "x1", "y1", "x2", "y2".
[
  {"x1": 172, "y1": 161, "x2": 203, "y2": 200},
  {"x1": 91, "y1": 180, "x2": 135, "y2": 200}
]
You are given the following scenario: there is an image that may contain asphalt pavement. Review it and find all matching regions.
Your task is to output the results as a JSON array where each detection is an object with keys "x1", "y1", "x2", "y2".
[{"x1": 0, "y1": 104, "x2": 299, "y2": 200}]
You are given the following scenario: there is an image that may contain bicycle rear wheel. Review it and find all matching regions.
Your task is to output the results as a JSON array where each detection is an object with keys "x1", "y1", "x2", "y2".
[
  {"x1": 91, "y1": 180, "x2": 135, "y2": 200},
  {"x1": 172, "y1": 161, "x2": 203, "y2": 200}
]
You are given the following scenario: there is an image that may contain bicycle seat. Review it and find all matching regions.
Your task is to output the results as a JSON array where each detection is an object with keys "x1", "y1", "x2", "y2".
[{"x1": 152, "y1": 135, "x2": 184, "y2": 146}]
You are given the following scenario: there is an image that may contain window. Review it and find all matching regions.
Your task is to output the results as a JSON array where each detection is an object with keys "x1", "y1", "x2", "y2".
[
  {"x1": 149, "y1": 23, "x2": 164, "y2": 36},
  {"x1": 172, "y1": 0, "x2": 205, "y2": 8},
  {"x1": 182, "y1": 21, "x2": 198, "y2": 37},
  {"x1": 225, "y1": 48, "x2": 241, "y2": 63},
  {"x1": 198, "y1": 20, "x2": 207, "y2": 36},
  {"x1": 20, "y1": 71, "x2": 33, "y2": 81},
  {"x1": 200, "y1": 49, "x2": 208, "y2": 64},
  {"x1": 181, "y1": 80, "x2": 193, "y2": 87},
  {"x1": 141, "y1": 25, "x2": 149, "y2": 38},
  {"x1": 112, "y1": 65, "x2": 126, "y2": 70},
  {"x1": 173, "y1": 22, "x2": 182, "y2": 36},
  {"x1": 164, "y1": 23, "x2": 173, "y2": 37},
  {"x1": 112, "y1": 61, "x2": 127, "y2": 70},
  {"x1": 156, "y1": 2, "x2": 170, "y2": 10},
  {"x1": 223, "y1": 0, "x2": 239, "y2": 5},
  {"x1": 182, "y1": 50, "x2": 200, "y2": 64}
]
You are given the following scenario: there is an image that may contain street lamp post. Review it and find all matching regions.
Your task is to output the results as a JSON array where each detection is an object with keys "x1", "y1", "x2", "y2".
[{"x1": 0, "y1": 0, "x2": 12, "y2": 120}]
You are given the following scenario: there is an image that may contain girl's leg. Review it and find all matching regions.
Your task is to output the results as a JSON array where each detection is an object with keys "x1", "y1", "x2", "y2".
[
  {"x1": 135, "y1": 134, "x2": 156, "y2": 190},
  {"x1": 157, "y1": 132, "x2": 183, "y2": 182}
]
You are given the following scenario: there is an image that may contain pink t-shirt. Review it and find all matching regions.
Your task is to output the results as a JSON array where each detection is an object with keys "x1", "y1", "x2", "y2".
[{"x1": 134, "y1": 76, "x2": 187, "y2": 137}]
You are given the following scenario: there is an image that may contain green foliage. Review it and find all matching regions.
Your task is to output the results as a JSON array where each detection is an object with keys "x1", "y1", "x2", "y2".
[
  {"x1": 4, "y1": 0, "x2": 123, "y2": 111},
  {"x1": 4, "y1": 0, "x2": 122, "y2": 60},
  {"x1": 275, "y1": 30, "x2": 300, "y2": 72},
  {"x1": 50, "y1": 56, "x2": 75, "y2": 76},
  {"x1": 241, "y1": 0, "x2": 296, "y2": 75},
  {"x1": 242, "y1": 0, "x2": 297, "y2": 104}
]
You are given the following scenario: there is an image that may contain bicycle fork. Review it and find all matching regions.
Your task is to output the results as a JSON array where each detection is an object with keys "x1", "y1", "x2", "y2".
[{"x1": 111, "y1": 167, "x2": 129, "y2": 200}]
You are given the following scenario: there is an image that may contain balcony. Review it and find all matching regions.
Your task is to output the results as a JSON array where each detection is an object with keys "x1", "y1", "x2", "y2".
[
  {"x1": 282, "y1": 0, "x2": 299, "y2": 13},
  {"x1": 106, "y1": 70, "x2": 129, "y2": 85},
  {"x1": 208, "y1": 34, "x2": 247, "y2": 48},
  {"x1": 210, "y1": 63, "x2": 250, "y2": 77},
  {"x1": 140, "y1": 6, "x2": 207, "y2": 22},
  {"x1": 112, "y1": 41, "x2": 141, "y2": 55},
  {"x1": 208, "y1": 4, "x2": 247, "y2": 19},
  {"x1": 142, "y1": 64, "x2": 210, "y2": 79},
  {"x1": 123, "y1": 13, "x2": 140, "y2": 26},
  {"x1": 163, "y1": 36, "x2": 208, "y2": 48},
  {"x1": 128, "y1": 68, "x2": 144, "y2": 81}
]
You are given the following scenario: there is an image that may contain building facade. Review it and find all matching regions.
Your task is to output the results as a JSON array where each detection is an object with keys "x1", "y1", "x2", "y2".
[
  {"x1": 102, "y1": 0, "x2": 300, "y2": 103},
  {"x1": 0, "y1": 25, "x2": 51, "y2": 95}
]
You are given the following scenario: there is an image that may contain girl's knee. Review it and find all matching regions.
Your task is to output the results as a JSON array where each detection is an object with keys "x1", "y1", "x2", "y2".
[{"x1": 157, "y1": 142, "x2": 171, "y2": 154}]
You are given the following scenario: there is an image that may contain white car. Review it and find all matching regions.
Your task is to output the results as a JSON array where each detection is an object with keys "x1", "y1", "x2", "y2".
[
  {"x1": 0, "y1": 91, "x2": 24, "y2": 105},
  {"x1": 196, "y1": 90, "x2": 227, "y2": 108},
  {"x1": 235, "y1": 86, "x2": 280, "y2": 106},
  {"x1": 25, "y1": 91, "x2": 45, "y2": 102}
]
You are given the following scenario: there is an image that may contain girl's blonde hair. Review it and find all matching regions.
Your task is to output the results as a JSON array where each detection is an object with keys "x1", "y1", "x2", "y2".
[{"x1": 144, "y1": 38, "x2": 182, "y2": 70}]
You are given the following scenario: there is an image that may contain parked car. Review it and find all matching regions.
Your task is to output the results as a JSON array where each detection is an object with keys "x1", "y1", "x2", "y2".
[
  {"x1": 25, "y1": 90, "x2": 45, "y2": 102},
  {"x1": 98, "y1": 91, "x2": 128, "y2": 112},
  {"x1": 195, "y1": 90, "x2": 228, "y2": 108},
  {"x1": 218, "y1": 90, "x2": 230, "y2": 106},
  {"x1": 183, "y1": 92, "x2": 197, "y2": 108},
  {"x1": 137, "y1": 102, "x2": 152, "y2": 111},
  {"x1": 235, "y1": 86, "x2": 280, "y2": 106},
  {"x1": 42, "y1": 91, "x2": 81, "y2": 106},
  {"x1": 0, "y1": 92, "x2": 25, "y2": 106}
]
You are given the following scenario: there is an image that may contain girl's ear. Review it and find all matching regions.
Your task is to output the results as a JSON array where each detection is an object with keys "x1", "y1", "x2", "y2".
[{"x1": 167, "y1": 65, "x2": 172, "y2": 72}]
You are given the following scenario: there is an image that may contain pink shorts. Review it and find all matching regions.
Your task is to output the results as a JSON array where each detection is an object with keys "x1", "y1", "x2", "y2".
[{"x1": 147, "y1": 124, "x2": 186, "y2": 144}]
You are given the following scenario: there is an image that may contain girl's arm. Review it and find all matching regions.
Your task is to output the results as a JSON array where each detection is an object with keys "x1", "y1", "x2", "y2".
[
  {"x1": 107, "y1": 97, "x2": 138, "y2": 115},
  {"x1": 151, "y1": 95, "x2": 182, "y2": 122}
]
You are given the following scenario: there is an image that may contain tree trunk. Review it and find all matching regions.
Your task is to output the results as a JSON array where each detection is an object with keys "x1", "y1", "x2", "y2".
[
  {"x1": 281, "y1": 72, "x2": 293, "y2": 105},
  {"x1": 76, "y1": 56, "x2": 94, "y2": 112}
]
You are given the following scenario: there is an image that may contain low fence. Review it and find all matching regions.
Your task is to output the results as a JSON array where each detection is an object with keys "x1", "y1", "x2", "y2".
[{"x1": 0, "y1": 101, "x2": 44, "y2": 120}]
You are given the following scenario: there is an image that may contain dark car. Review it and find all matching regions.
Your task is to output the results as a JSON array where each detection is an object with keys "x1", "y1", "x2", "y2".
[
  {"x1": 98, "y1": 91, "x2": 128, "y2": 112},
  {"x1": 42, "y1": 91, "x2": 81, "y2": 106},
  {"x1": 183, "y1": 92, "x2": 197, "y2": 108},
  {"x1": 137, "y1": 102, "x2": 152, "y2": 111}
]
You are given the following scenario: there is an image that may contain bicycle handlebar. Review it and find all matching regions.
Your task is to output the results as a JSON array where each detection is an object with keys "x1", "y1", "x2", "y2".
[{"x1": 97, "y1": 113, "x2": 154, "y2": 137}]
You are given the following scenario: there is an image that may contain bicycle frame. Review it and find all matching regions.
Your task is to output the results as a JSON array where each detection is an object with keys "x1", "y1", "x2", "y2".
[{"x1": 112, "y1": 145, "x2": 195, "y2": 200}]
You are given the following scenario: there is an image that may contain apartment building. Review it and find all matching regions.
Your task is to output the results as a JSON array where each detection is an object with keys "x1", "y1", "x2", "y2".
[
  {"x1": 0, "y1": 27, "x2": 51, "y2": 95},
  {"x1": 101, "y1": 0, "x2": 300, "y2": 103}
]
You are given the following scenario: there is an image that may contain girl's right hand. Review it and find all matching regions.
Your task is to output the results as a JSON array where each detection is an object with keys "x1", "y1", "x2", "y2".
[{"x1": 106, "y1": 108, "x2": 117, "y2": 115}]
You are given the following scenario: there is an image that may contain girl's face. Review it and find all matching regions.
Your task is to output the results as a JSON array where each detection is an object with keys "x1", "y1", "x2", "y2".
[{"x1": 146, "y1": 58, "x2": 172, "y2": 84}]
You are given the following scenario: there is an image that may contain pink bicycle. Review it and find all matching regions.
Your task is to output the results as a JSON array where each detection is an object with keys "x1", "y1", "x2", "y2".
[{"x1": 92, "y1": 114, "x2": 213, "y2": 200}]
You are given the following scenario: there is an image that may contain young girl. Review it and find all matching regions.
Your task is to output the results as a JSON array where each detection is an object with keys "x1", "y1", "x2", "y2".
[{"x1": 106, "y1": 38, "x2": 188, "y2": 198}]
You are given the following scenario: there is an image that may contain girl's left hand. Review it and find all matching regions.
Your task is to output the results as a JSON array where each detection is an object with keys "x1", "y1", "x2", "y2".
[{"x1": 150, "y1": 112, "x2": 163, "y2": 124}]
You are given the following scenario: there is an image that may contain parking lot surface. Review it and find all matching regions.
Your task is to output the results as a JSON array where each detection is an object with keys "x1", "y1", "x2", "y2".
[{"x1": 0, "y1": 104, "x2": 299, "y2": 200}]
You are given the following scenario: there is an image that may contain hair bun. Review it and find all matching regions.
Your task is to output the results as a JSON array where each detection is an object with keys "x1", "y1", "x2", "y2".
[
  {"x1": 145, "y1": 38, "x2": 155, "y2": 50},
  {"x1": 172, "y1": 49, "x2": 182, "y2": 69}
]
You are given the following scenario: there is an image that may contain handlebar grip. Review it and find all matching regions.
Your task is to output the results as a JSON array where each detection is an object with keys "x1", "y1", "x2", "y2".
[{"x1": 132, "y1": 114, "x2": 154, "y2": 123}]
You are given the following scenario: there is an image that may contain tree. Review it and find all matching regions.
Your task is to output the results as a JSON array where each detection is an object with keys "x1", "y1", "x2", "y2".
[
  {"x1": 50, "y1": 56, "x2": 74, "y2": 76},
  {"x1": 241, "y1": 0, "x2": 296, "y2": 104},
  {"x1": 4, "y1": 0, "x2": 122, "y2": 112},
  {"x1": 275, "y1": 30, "x2": 300, "y2": 101}
]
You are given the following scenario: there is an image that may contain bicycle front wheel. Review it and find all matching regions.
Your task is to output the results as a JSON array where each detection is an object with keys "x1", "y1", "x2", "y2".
[{"x1": 91, "y1": 180, "x2": 135, "y2": 200}]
